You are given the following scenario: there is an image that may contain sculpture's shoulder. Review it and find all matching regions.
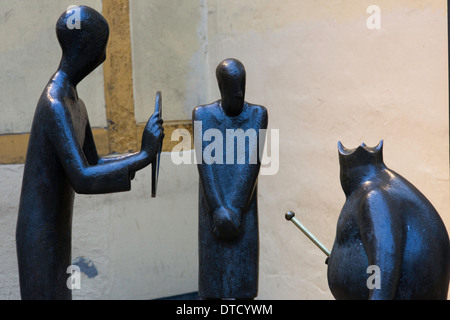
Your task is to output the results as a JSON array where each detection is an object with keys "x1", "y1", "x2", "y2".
[
  {"x1": 36, "y1": 77, "x2": 68, "y2": 109},
  {"x1": 39, "y1": 78, "x2": 88, "y2": 121},
  {"x1": 355, "y1": 168, "x2": 418, "y2": 212},
  {"x1": 248, "y1": 103, "x2": 267, "y2": 116},
  {"x1": 247, "y1": 102, "x2": 267, "y2": 111},
  {"x1": 192, "y1": 101, "x2": 221, "y2": 121},
  {"x1": 368, "y1": 168, "x2": 411, "y2": 196},
  {"x1": 34, "y1": 88, "x2": 64, "y2": 120},
  {"x1": 380, "y1": 168, "x2": 436, "y2": 210},
  {"x1": 246, "y1": 102, "x2": 268, "y2": 128}
]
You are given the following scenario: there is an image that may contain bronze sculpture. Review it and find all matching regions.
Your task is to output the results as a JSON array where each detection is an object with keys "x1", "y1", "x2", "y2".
[
  {"x1": 193, "y1": 58, "x2": 268, "y2": 299},
  {"x1": 16, "y1": 6, "x2": 164, "y2": 300},
  {"x1": 327, "y1": 141, "x2": 450, "y2": 299}
]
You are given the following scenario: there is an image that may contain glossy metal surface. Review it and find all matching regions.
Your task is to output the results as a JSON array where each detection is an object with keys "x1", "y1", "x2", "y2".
[
  {"x1": 151, "y1": 91, "x2": 163, "y2": 198},
  {"x1": 16, "y1": 6, "x2": 163, "y2": 300},
  {"x1": 285, "y1": 211, "x2": 330, "y2": 257},
  {"x1": 327, "y1": 141, "x2": 450, "y2": 300},
  {"x1": 193, "y1": 59, "x2": 268, "y2": 299}
]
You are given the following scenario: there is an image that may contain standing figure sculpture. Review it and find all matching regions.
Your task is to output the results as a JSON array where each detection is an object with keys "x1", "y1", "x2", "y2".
[
  {"x1": 193, "y1": 59, "x2": 268, "y2": 299},
  {"x1": 327, "y1": 141, "x2": 450, "y2": 300},
  {"x1": 16, "y1": 6, "x2": 164, "y2": 300}
]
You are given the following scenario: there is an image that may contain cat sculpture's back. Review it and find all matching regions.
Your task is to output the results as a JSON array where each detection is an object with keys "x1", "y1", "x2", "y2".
[{"x1": 327, "y1": 141, "x2": 450, "y2": 300}]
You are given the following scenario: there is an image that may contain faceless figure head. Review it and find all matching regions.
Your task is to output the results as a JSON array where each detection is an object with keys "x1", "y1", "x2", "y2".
[{"x1": 56, "y1": 6, "x2": 109, "y2": 84}]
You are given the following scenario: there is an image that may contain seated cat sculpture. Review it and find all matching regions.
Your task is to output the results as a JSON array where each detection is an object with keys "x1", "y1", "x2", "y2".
[{"x1": 327, "y1": 141, "x2": 450, "y2": 300}]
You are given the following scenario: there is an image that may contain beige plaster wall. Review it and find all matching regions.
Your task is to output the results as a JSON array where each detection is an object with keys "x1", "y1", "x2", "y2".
[
  {"x1": 0, "y1": 0, "x2": 105, "y2": 134},
  {"x1": 130, "y1": 0, "x2": 210, "y2": 123}
]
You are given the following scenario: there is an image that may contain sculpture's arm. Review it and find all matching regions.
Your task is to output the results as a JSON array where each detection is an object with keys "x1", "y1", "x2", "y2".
[
  {"x1": 82, "y1": 121, "x2": 101, "y2": 165},
  {"x1": 197, "y1": 162, "x2": 244, "y2": 240},
  {"x1": 358, "y1": 189, "x2": 403, "y2": 300},
  {"x1": 82, "y1": 120, "x2": 137, "y2": 165},
  {"x1": 228, "y1": 164, "x2": 260, "y2": 215},
  {"x1": 48, "y1": 102, "x2": 153, "y2": 194},
  {"x1": 193, "y1": 107, "x2": 224, "y2": 211},
  {"x1": 197, "y1": 163, "x2": 224, "y2": 210},
  {"x1": 82, "y1": 122, "x2": 141, "y2": 179},
  {"x1": 194, "y1": 107, "x2": 242, "y2": 240},
  {"x1": 229, "y1": 107, "x2": 268, "y2": 213}
]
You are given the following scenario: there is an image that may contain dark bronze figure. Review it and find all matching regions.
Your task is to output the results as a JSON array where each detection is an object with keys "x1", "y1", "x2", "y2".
[
  {"x1": 16, "y1": 6, "x2": 164, "y2": 300},
  {"x1": 327, "y1": 141, "x2": 450, "y2": 300},
  {"x1": 193, "y1": 59, "x2": 268, "y2": 299},
  {"x1": 151, "y1": 91, "x2": 163, "y2": 198}
]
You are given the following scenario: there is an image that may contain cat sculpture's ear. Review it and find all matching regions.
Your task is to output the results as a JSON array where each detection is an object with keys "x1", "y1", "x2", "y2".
[
  {"x1": 338, "y1": 140, "x2": 383, "y2": 156},
  {"x1": 374, "y1": 140, "x2": 383, "y2": 153},
  {"x1": 338, "y1": 141, "x2": 366, "y2": 155},
  {"x1": 338, "y1": 141, "x2": 346, "y2": 155},
  {"x1": 338, "y1": 141, "x2": 352, "y2": 155},
  {"x1": 338, "y1": 140, "x2": 385, "y2": 170}
]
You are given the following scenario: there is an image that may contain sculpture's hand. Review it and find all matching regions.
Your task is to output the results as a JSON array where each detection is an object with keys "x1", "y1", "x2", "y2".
[
  {"x1": 141, "y1": 111, "x2": 164, "y2": 161},
  {"x1": 212, "y1": 206, "x2": 241, "y2": 241}
]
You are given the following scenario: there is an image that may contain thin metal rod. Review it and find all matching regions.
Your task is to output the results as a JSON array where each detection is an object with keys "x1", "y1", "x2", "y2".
[{"x1": 285, "y1": 211, "x2": 330, "y2": 257}]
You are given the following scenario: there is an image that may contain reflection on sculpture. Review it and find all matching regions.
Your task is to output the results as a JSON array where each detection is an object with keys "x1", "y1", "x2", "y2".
[
  {"x1": 16, "y1": 6, "x2": 164, "y2": 300},
  {"x1": 193, "y1": 59, "x2": 268, "y2": 299},
  {"x1": 327, "y1": 141, "x2": 450, "y2": 300}
]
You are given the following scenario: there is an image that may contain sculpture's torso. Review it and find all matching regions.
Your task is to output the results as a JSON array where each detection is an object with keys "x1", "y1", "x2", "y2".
[
  {"x1": 16, "y1": 80, "x2": 89, "y2": 300},
  {"x1": 195, "y1": 101, "x2": 267, "y2": 299}
]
